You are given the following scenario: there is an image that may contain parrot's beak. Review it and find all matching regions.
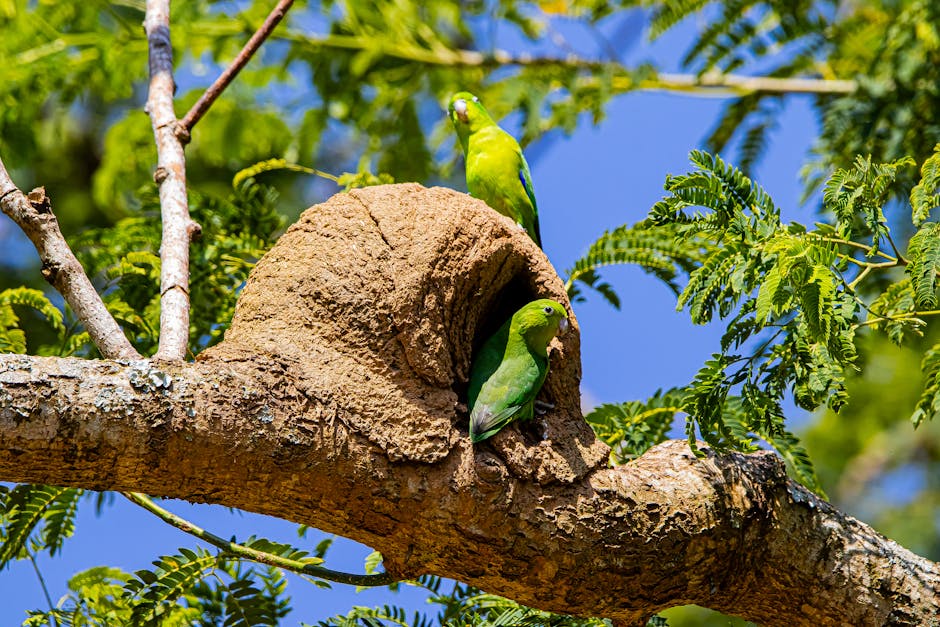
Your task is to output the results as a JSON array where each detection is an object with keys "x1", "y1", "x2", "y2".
[
  {"x1": 452, "y1": 99, "x2": 469, "y2": 123},
  {"x1": 558, "y1": 317, "x2": 569, "y2": 334}
]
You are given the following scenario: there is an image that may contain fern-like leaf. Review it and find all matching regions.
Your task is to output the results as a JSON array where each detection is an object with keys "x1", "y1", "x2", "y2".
[
  {"x1": 906, "y1": 221, "x2": 940, "y2": 308},
  {"x1": 585, "y1": 389, "x2": 685, "y2": 464},
  {"x1": 564, "y1": 222, "x2": 713, "y2": 307},
  {"x1": 911, "y1": 143, "x2": 940, "y2": 226},
  {"x1": 0, "y1": 485, "x2": 83, "y2": 569},
  {"x1": 911, "y1": 342, "x2": 940, "y2": 427},
  {"x1": 868, "y1": 278, "x2": 921, "y2": 344},
  {"x1": 0, "y1": 288, "x2": 67, "y2": 354},
  {"x1": 124, "y1": 548, "x2": 218, "y2": 625}
]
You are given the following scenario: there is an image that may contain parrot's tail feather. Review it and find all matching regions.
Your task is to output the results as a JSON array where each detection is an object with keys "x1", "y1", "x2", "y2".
[
  {"x1": 469, "y1": 412, "x2": 495, "y2": 443},
  {"x1": 469, "y1": 405, "x2": 521, "y2": 444}
]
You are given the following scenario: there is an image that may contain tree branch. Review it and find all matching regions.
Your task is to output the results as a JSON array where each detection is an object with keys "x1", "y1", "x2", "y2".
[
  {"x1": 0, "y1": 353, "x2": 934, "y2": 625},
  {"x1": 281, "y1": 31, "x2": 858, "y2": 96},
  {"x1": 0, "y1": 187, "x2": 935, "y2": 625},
  {"x1": 178, "y1": 0, "x2": 294, "y2": 135},
  {"x1": 646, "y1": 72, "x2": 858, "y2": 96},
  {"x1": 145, "y1": 0, "x2": 196, "y2": 361},
  {"x1": 123, "y1": 491, "x2": 398, "y2": 587},
  {"x1": 0, "y1": 156, "x2": 140, "y2": 360}
]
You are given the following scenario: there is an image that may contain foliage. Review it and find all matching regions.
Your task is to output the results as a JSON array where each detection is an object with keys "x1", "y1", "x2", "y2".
[
  {"x1": 565, "y1": 223, "x2": 712, "y2": 308},
  {"x1": 911, "y1": 143, "x2": 940, "y2": 226},
  {"x1": 0, "y1": 485, "x2": 83, "y2": 569},
  {"x1": 72, "y1": 176, "x2": 285, "y2": 357},
  {"x1": 802, "y1": 331, "x2": 940, "y2": 561},
  {"x1": 313, "y1": 573, "x2": 624, "y2": 627},
  {"x1": 645, "y1": 0, "x2": 940, "y2": 190},
  {"x1": 585, "y1": 389, "x2": 685, "y2": 464},
  {"x1": 1, "y1": 0, "x2": 939, "y2": 625},
  {"x1": 0, "y1": 288, "x2": 66, "y2": 355},
  {"x1": 23, "y1": 559, "x2": 291, "y2": 626},
  {"x1": 8, "y1": 0, "x2": 931, "y2": 223},
  {"x1": 570, "y1": 147, "x2": 940, "y2": 494}
]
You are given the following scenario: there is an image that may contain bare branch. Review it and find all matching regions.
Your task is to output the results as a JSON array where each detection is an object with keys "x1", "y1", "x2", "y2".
[
  {"x1": 643, "y1": 72, "x2": 858, "y2": 96},
  {"x1": 282, "y1": 31, "x2": 859, "y2": 96},
  {"x1": 144, "y1": 0, "x2": 196, "y2": 361},
  {"x1": 123, "y1": 491, "x2": 398, "y2": 586},
  {"x1": 0, "y1": 156, "x2": 140, "y2": 360},
  {"x1": 179, "y1": 0, "x2": 294, "y2": 136}
]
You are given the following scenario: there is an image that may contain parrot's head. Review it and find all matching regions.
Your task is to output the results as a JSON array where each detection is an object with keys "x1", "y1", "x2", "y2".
[
  {"x1": 448, "y1": 91, "x2": 494, "y2": 137},
  {"x1": 512, "y1": 299, "x2": 569, "y2": 352}
]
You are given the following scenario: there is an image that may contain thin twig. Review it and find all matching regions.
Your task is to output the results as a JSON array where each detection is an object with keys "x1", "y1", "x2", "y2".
[
  {"x1": 27, "y1": 551, "x2": 57, "y2": 626},
  {"x1": 853, "y1": 310, "x2": 940, "y2": 330},
  {"x1": 812, "y1": 235, "x2": 898, "y2": 262},
  {"x1": 280, "y1": 30, "x2": 859, "y2": 96},
  {"x1": 645, "y1": 73, "x2": 857, "y2": 96},
  {"x1": 0, "y1": 155, "x2": 140, "y2": 360},
  {"x1": 123, "y1": 492, "x2": 399, "y2": 587},
  {"x1": 179, "y1": 0, "x2": 295, "y2": 135},
  {"x1": 847, "y1": 266, "x2": 872, "y2": 290},
  {"x1": 883, "y1": 230, "x2": 909, "y2": 265},
  {"x1": 145, "y1": 0, "x2": 197, "y2": 361}
]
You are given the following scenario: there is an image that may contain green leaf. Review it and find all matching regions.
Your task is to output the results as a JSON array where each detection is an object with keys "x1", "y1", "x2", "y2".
[
  {"x1": 911, "y1": 143, "x2": 940, "y2": 226},
  {"x1": 124, "y1": 548, "x2": 218, "y2": 625},
  {"x1": 584, "y1": 389, "x2": 685, "y2": 464},
  {"x1": 363, "y1": 550, "x2": 383, "y2": 575},
  {"x1": 0, "y1": 288, "x2": 67, "y2": 354},
  {"x1": 911, "y1": 342, "x2": 940, "y2": 427},
  {"x1": 0, "y1": 485, "x2": 83, "y2": 568},
  {"x1": 906, "y1": 221, "x2": 940, "y2": 308}
]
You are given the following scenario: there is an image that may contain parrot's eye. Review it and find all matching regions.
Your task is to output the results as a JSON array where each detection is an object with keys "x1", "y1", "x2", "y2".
[
  {"x1": 472, "y1": 96, "x2": 479, "y2": 103},
  {"x1": 543, "y1": 306, "x2": 553, "y2": 315}
]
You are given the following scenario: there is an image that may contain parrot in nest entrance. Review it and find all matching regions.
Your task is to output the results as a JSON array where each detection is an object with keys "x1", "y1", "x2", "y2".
[
  {"x1": 468, "y1": 299, "x2": 569, "y2": 443},
  {"x1": 448, "y1": 91, "x2": 542, "y2": 246}
]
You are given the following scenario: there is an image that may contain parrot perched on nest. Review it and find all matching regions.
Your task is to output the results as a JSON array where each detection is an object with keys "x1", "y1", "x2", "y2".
[
  {"x1": 468, "y1": 299, "x2": 569, "y2": 443},
  {"x1": 448, "y1": 91, "x2": 542, "y2": 246}
]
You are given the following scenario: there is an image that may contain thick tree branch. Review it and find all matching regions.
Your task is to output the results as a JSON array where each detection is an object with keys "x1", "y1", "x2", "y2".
[
  {"x1": 0, "y1": 156, "x2": 140, "y2": 360},
  {"x1": 144, "y1": 0, "x2": 196, "y2": 361},
  {"x1": 0, "y1": 353, "x2": 934, "y2": 625},
  {"x1": 178, "y1": 0, "x2": 294, "y2": 135},
  {"x1": 0, "y1": 187, "x2": 934, "y2": 624}
]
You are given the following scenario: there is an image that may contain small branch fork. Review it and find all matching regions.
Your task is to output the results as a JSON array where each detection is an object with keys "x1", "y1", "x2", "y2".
[
  {"x1": 0, "y1": 157, "x2": 140, "y2": 360},
  {"x1": 144, "y1": 0, "x2": 294, "y2": 359},
  {"x1": 0, "y1": 1, "x2": 291, "y2": 363}
]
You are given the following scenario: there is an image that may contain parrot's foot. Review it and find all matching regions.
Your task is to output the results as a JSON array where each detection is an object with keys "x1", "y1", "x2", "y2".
[{"x1": 534, "y1": 400, "x2": 554, "y2": 415}]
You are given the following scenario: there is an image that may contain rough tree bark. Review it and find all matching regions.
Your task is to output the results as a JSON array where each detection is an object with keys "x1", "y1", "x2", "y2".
[{"x1": 0, "y1": 184, "x2": 937, "y2": 625}]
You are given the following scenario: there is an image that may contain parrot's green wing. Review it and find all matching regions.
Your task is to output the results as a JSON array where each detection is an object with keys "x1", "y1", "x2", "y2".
[
  {"x1": 518, "y1": 156, "x2": 541, "y2": 246},
  {"x1": 469, "y1": 351, "x2": 546, "y2": 443},
  {"x1": 466, "y1": 299, "x2": 567, "y2": 444}
]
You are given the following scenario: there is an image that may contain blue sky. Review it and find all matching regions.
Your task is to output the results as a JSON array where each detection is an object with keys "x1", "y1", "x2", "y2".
[{"x1": 0, "y1": 8, "x2": 824, "y2": 624}]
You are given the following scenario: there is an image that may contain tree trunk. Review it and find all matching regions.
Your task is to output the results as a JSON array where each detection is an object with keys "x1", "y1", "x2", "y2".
[{"x1": 0, "y1": 184, "x2": 937, "y2": 625}]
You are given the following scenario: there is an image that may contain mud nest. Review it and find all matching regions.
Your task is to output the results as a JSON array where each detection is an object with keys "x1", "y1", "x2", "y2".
[{"x1": 202, "y1": 183, "x2": 608, "y2": 483}]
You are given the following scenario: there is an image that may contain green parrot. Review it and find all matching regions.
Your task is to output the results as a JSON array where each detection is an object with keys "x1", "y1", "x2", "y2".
[
  {"x1": 448, "y1": 91, "x2": 542, "y2": 246},
  {"x1": 468, "y1": 299, "x2": 569, "y2": 443}
]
